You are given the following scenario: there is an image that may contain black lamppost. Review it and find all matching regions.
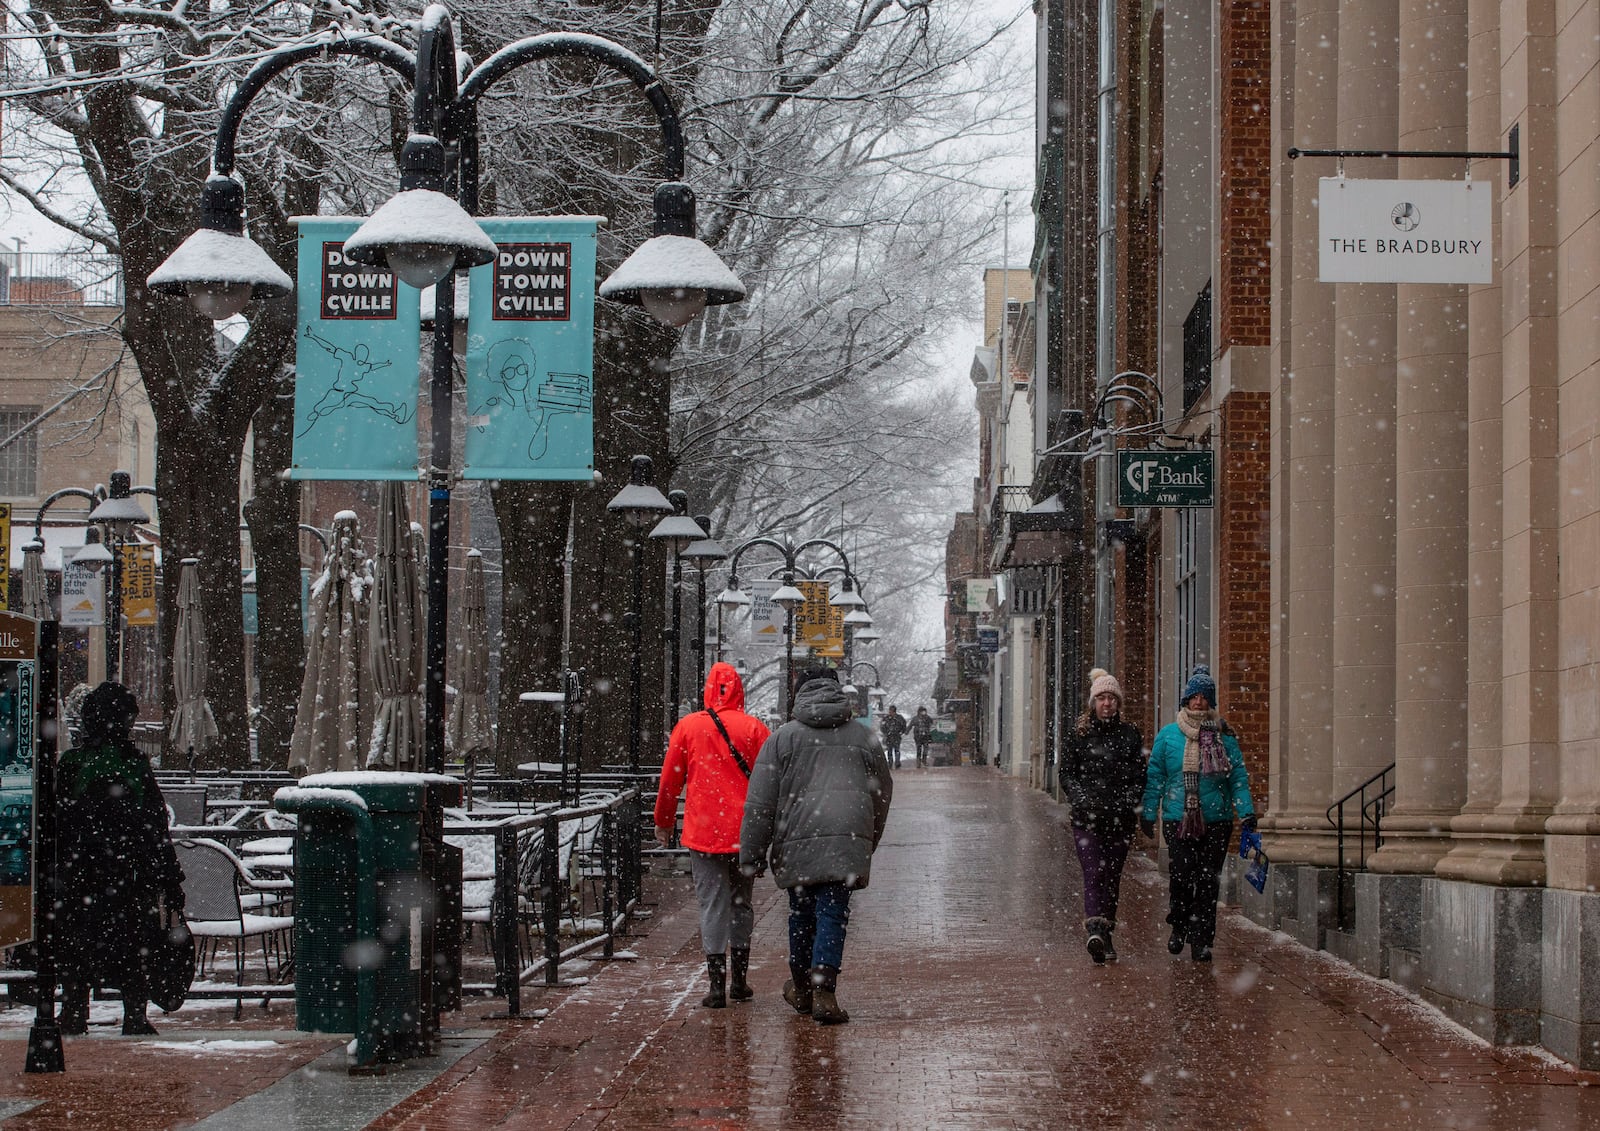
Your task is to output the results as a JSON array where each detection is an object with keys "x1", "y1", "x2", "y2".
[
  {"x1": 679, "y1": 515, "x2": 728, "y2": 695},
  {"x1": 648, "y1": 491, "x2": 707, "y2": 727},
  {"x1": 718, "y1": 536, "x2": 858, "y2": 718},
  {"x1": 148, "y1": 5, "x2": 745, "y2": 776},
  {"x1": 606, "y1": 456, "x2": 673, "y2": 775},
  {"x1": 33, "y1": 470, "x2": 155, "y2": 685}
]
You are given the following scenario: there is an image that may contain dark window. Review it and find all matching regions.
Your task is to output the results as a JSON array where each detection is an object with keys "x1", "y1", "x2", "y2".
[
  {"x1": 1182, "y1": 282, "x2": 1212, "y2": 414},
  {"x1": 0, "y1": 407, "x2": 42, "y2": 496}
]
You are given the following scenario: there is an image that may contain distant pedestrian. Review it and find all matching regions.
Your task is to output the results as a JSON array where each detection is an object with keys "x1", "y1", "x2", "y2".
[
  {"x1": 740, "y1": 665, "x2": 893, "y2": 1024},
  {"x1": 908, "y1": 705, "x2": 934, "y2": 767},
  {"x1": 1061, "y1": 668, "x2": 1145, "y2": 963},
  {"x1": 879, "y1": 705, "x2": 908, "y2": 769},
  {"x1": 55, "y1": 682, "x2": 185, "y2": 1035},
  {"x1": 654, "y1": 662, "x2": 771, "y2": 1008},
  {"x1": 1141, "y1": 664, "x2": 1256, "y2": 962}
]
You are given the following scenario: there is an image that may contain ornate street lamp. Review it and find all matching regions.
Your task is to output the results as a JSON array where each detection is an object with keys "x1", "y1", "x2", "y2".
[
  {"x1": 147, "y1": 4, "x2": 746, "y2": 780},
  {"x1": 649, "y1": 493, "x2": 708, "y2": 724},
  {"x1": 607, "y1": 455, "x2": 673, "y2": 775},
  {"x1": 679, "y1": 515, "x2": 728, "y2": 695}
]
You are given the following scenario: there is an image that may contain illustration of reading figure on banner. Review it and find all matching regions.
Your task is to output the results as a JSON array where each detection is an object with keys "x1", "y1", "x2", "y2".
[
  {"x1": 470, "y1": 339, "x2": 594, "y2": 463},
  {"x1": 297, "y1": 324, "x2": 411, "y2": 437}
]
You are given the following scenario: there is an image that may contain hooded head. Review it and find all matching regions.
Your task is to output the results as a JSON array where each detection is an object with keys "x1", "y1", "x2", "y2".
[
  {"x1": 702, "y1": 661, "x2": 746, "y2": 713},
  {"x1": 82, "y1": 680, "x2": 138, "y2": 747},
  {"x1": 1181, "y1": 664, "x2": 1217, "y2": 709}
]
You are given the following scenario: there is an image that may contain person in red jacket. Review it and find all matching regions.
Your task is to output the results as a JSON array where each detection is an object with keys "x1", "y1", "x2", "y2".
[{"x1": 653, "y1": 661, "x2": 771, "y2": 1007}]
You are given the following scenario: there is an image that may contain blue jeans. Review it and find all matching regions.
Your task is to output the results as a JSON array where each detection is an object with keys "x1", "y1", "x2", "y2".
[{"x1": 788, "y1": 882, "x2": 852, "y2": 973}]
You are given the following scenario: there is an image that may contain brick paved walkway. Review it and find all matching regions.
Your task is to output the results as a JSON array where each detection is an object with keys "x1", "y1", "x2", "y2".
[{"x1": 4, "y1": 768, "x2": 1598, "y2": 1129}]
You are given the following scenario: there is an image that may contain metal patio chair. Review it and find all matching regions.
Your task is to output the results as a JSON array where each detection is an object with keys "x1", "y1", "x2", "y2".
[{"x1": 175, "y1": 838, "x2": 294, "y2": 1017}]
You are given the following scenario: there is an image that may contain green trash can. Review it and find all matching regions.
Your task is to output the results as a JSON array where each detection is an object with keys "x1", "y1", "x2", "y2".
[{"x1": 274, "y1": 772, "x2": 462, "y2": 1068}]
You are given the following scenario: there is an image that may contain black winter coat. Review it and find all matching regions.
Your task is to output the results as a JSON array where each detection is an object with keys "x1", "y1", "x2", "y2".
[
  {"x1": 1061, "y1": 715, "x2": 1145, "y2": 836},
  {"x1": 54, "y1": 740, "x2": 183, "y2": 988}
]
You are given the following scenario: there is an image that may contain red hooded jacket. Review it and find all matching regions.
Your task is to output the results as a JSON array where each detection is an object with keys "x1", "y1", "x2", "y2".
[{"x1": 653, "y1": 662, "x2": 770, "y2": 854}]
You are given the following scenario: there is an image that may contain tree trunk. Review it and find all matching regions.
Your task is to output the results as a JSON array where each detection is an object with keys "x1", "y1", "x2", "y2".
[{"x1": 244, "y1": 382, "x2": 304, "y2": 770}]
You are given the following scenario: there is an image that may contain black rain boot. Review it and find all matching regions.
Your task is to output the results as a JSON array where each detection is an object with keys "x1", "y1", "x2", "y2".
[
  {"x1": 729, "y1": 948, "x2": 753, "y2": 1002},
  {"x1": 1191, "y1": 942, "x2": 1213, "y2": 963},
  {"x1": 701, "y1": 954, "x2": 727, "y2": 1008},
  {"x1": 1103, "y1": 930, "x2": 1118, "y2": 963},
  {"x1": 783, "y1": 960, "x2": 813, "y2": 1014},
  {"x1": 58, "y1": 982, "x2": 89, "y2": 1036},
  {"x1": 810, "y1": 965, "x2": 849, "y2": 1025},
  {"x1": 1085, "y1": 917, "x2": 1109, "y2": 964}
]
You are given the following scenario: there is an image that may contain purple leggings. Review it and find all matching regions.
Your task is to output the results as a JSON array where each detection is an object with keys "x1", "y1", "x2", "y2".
[{"x1": 1072, "y1": 824, "x2": 1133, "y2": 926}]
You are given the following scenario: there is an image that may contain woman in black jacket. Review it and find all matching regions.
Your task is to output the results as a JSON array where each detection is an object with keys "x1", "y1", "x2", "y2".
[
  {"x1": 1061, "y1": 669, "x2": 1145, "y2": 963},
  {"x1": 55, "y1": 682, "x2": 185, "y2": 1035}
]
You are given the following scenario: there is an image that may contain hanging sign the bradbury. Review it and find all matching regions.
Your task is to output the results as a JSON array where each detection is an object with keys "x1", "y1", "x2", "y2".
[{"x1": 1318, "y1": 178, "x2": 1493, "y2": 284}]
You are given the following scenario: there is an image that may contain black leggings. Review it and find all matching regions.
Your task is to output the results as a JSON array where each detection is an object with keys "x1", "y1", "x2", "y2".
[{"x1": 1162, "y1": 820, "x2": 1233, "y2": 948}]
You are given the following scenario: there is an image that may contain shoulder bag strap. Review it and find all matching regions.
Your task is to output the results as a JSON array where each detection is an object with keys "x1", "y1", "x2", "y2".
[{"x1": 706, "y1": 708, "x2": 752, "y2": 778}]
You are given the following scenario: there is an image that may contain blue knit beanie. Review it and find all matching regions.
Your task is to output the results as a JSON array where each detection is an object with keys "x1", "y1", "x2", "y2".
[{"x1": 1181, "y1": 664, "x2": 1217, "y2": 709}]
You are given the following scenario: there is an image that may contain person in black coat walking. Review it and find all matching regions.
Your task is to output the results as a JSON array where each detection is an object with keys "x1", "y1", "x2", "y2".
[
  {"x1": 54, "y1": 682, "x2": 185, "y2": 1035},
  {"x1": 1061, "y1": 668, "x2": 1145, "y2": 963},
  {"x1": 908, "y1": 706, "x2": 934, "y2": 768},
  {"x1": 878, "y1": 705, "x2": 908, "y2": 769}
]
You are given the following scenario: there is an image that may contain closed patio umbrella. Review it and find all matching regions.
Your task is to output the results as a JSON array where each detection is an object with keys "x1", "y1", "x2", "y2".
[
  {"x1": 289, "y1": 511, "x2": 373, "y2": 776},
  {"x1": 169, "y1": 558, "x2": 219, "y2": 767},
  {"x1": 18, "y1": 540, "x2": 51, "y2": 621},
  {"x1": 367, "y1": 482, "x2": 423, "y2": 769},
  {"x1": 447, "y1": 549, "x2": 493, "y2": 775}
]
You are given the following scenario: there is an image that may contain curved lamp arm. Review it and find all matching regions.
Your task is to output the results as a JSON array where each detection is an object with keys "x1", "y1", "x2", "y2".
[
  {"x1": 724, "y1": 536, "x2": 793, "y2": 587},
  {"x1": 212, "y1": 35, "x2": 417, "y2": 177},
  {"x1": 33, "y1": 487, "x2": 98, "y2": 543}
]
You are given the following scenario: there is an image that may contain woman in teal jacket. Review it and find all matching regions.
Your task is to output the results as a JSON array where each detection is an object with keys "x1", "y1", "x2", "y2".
[{"x1": 1140, "y1": 665, "x2": 1255, "y2": 962}]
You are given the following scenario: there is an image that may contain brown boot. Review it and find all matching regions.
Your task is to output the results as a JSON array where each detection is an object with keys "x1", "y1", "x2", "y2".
[
  {"x1": 782, "y1": 961, "x2": 813, "y2": 1014},
  {"x1": 701, "y1": 954, "x2": 727, "y2": 1009},
  {"x1": 729, "y1": 948, "x2": 753, "y2": 1002},
  {"x1": 810, "y1": 965, "x2": 848, "y2": 1025}
]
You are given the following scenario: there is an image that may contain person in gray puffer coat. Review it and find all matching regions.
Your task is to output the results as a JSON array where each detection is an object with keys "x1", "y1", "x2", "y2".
[{"x1": 740, "y1": 665, "x2": 893, "y2": 1025}]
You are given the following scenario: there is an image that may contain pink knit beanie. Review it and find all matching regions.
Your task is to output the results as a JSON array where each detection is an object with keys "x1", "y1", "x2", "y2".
[{"x1": 1088, "y1": 667, "x2": 1123, "y2": 704}]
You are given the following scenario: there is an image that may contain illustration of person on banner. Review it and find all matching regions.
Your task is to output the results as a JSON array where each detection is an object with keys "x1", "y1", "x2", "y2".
[
  {"x1": 297, "y1": 323, "x2": 410, "y2": 436},
  {"x1": 470, "y1": 338, "x2": 593, "y2": 462}
]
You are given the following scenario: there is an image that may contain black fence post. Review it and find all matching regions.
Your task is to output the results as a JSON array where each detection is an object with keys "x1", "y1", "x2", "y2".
[
  {"x1": 494, "y1": 825, "x2": 519, "y2": 1016},
  {"x1": 601, "y1": 808, "x2": 616, "y2": 959},
  {"x1": 541, "y1": 814, "x2": 561, "y2": 986}
]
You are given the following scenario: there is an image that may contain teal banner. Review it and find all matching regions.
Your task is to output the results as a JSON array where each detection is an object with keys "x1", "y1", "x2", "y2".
[
  {"x1": 290, "y1": 216, "x2": 421, "y2": 480},
  {"x1": 462, "y1": 217, "x2": 599, "y2": 480}
]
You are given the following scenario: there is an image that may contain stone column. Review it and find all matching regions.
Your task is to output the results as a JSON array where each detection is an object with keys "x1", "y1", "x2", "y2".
[
  {"x1": 1440, "y1": 0, "x2": 1559, "y2": 889},
  {"x1": 1330, "y1": 0, "x2": 1399, "y2": 803},
  {"x1": 1267, "y1": 0, "x2": 1340, "y2": 863},
  {"x1": 1370, "y1": 0, "x2": 1469, "y2": 876}
]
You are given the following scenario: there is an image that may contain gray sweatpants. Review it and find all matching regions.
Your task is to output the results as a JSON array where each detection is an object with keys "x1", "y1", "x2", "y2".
[{"x1": 689, "y1": 850, "x2": 755, "y2": 955}]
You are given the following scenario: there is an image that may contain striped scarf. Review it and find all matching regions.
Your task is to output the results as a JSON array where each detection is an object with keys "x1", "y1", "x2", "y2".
[{"x1": 1174, "y1": 707, "x2": 1229, "y2": 839}]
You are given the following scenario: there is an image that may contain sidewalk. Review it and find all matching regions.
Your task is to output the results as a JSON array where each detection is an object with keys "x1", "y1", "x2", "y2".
[{"x1": 4, "y1": 767, "x2": 1599, "y2": 1129}]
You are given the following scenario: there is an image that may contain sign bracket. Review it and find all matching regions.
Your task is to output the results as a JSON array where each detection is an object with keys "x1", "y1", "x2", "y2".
[{"x1": 1288, "y1": 124, "x2": 1520, "y2": 187}]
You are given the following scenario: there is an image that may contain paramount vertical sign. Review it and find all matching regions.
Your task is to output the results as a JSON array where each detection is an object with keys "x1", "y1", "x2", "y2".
[{"x1": 1318, "y1": 178, "x2": 1493, "y2": 284}]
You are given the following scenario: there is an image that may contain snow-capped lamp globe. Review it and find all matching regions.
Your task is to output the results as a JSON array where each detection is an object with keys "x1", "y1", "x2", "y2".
[
  {"x1": 606, "y1": 454, "x2": 675, "y2": 529},
  {"x1": 147, "y1": 174, "x2": 294, "y2": 320},
  {"x1": 770, "y1": 578, "x2": 808, "y2": 614},
  {"x1": 852, "y1": 624, "x2": 882, "y2": 644},
  {"x1": 829, "y1": 579, "x2": 867, "y2": 609},
  {"x1": 73, "y1": 526, "x2": 115, "y2": 574},
  {"x1": 716, "y1": 584, "x2": 752, "y2": 612},
  {"x1": 649, "y1": 494, "x2": 709, "y2": 552},
  {"x1": 342, "y1": 134, "x2": 497, "y2": 290},
  {"x1": 598, "y1": 183, "x2": 745, "y2": 327},
  {"x1": 843, "y1": 607, "x2": 874, "y2": 629}
]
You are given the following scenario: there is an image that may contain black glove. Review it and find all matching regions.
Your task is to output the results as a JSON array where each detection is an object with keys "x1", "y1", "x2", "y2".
[
  {"x1": 1139, "y1": 817, "x2": 1156, "y2": 840},
  {"x1": 1240, "y1": 815, "x2": 1258, "y2": 833}
]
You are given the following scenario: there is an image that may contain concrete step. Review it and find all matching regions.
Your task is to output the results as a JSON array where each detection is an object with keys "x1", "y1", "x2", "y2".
[
  {"x1": 1388, "y1": 946, "x2": 1424, "y2": 993},
  {"x1": 1324, "y1": 925, "x2": 1359, "y2": 966}
]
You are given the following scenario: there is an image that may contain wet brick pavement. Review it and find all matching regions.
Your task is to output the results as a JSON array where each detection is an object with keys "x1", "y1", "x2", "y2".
[{"x1": 4, "y1": 767, "x2": 1599, "y2": 1129}]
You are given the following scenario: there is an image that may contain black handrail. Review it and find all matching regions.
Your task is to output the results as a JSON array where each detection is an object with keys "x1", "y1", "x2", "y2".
[{"x1": 1325, "y1": 763, "x2": 1396, "y2": 927}]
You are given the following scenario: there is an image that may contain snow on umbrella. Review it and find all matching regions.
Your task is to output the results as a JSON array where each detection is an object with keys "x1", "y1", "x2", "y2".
[
  {"x1": 18, "y1": 540, "x2": 51, "y2": 621},
  {"x1": 168, "y1": 558, "x2": 219, "y2": 765},
  {"x1": 366, "y1": 482, "x2": 423, "y2": 770},
  {"x1": 289, "y1": 511, "x2": 373, "y2": 776},
  {"x1": 447, "y1": 549, "x2": 492, "y2": 766}
]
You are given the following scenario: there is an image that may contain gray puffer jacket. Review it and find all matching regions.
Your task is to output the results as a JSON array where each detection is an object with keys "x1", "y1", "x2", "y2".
[{"x1": 739, "y1": 678, "x2": 893, "y2": 889}]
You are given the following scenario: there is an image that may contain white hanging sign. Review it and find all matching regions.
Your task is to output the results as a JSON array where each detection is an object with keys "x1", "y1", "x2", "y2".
[
  {"x1": 59, "y1": 547, "x2": 104, "y2": 628},
  {"x1": 1318, "y1": 178, "x2": 1493, "y2": 284}
]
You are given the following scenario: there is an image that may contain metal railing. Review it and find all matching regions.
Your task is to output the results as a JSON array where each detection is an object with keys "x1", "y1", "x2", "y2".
[
  {"x1": 0, "y1": 251, "x2": 124, "y2": 307},
  {"x1": 1325, "y1": 762, "x2": 1395, "y2": 928},
  {"x1": 449, "y1": 787, "x2": 643, "y2": 1017}
]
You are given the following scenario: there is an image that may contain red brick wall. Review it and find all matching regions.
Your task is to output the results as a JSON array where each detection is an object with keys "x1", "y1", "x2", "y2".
[
  {"x1": 1218, "y1": 392, "x2": 1270, "y2": 791},
  {"x1": 1218, "y1": 0, "x2": 1271, "y2": 349}
]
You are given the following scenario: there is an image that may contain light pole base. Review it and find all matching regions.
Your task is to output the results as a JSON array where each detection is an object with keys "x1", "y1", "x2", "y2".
[{"x1": 25, "y1": 1021, "x2": 65, "y2": 1073}]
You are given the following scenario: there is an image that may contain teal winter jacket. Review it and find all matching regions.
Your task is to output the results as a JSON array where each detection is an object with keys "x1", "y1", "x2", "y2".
[{"x1": 1141, "y1": 720, "x2": 1255, "y2": 825}]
